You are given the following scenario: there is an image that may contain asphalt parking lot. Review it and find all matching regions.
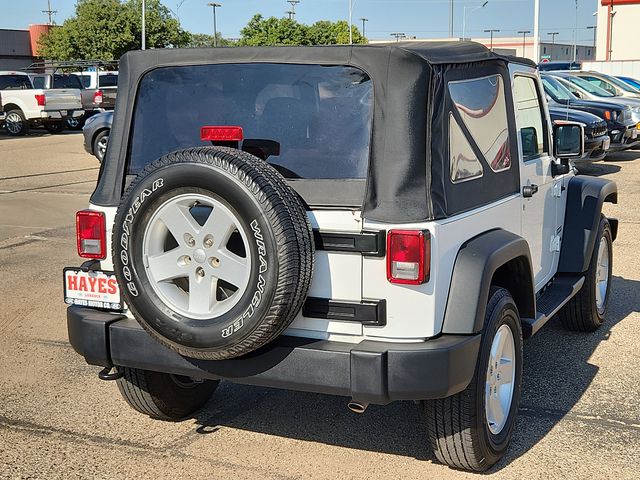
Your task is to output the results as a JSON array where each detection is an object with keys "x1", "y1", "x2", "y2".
[{"x1": 0, "y1": 131, "x2": 639, "y2": 479}]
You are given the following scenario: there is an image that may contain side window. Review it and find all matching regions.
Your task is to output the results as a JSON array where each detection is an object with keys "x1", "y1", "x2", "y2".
[
  {"x1": 448, "y1": 74, "x2": 511, "y2": 184},
  {"x1": 449, "y1": 114, "x2": 483, "y2": 183},
  {"x1": 513, "y1": 76, "x2": 548, "y2": 160},
  {"x1": 582, "y1": 76, "x2": 616, "y2": 94},
  {"x1": 32, "y1": 76, "x2": 45, "y2": 89}
]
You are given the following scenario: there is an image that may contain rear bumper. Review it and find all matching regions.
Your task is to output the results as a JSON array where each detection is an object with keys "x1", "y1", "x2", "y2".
[
  {"x1": 40, "y1": 109, "x2": 84, "y2": 120},
  {"x1": 67, "y1": 306, "x2": 481, "y2": 405}
]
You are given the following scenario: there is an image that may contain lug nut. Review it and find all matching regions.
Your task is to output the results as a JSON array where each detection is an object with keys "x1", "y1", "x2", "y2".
[
  {"x1": 178, "y1": 255, "x2": 192, "y2": 267},
  {"x1": 196, "y1": 266, "x2": 205, "y2": 278},
  {"x1": 209, "y1": 257, "x2": 220, "y2": 268},
  {"x1": 184, "y1": 233, "x2": 196, "y2": 247},
  {"x1": 203, "y1": 234, "x2": 214, "y2": 248}
]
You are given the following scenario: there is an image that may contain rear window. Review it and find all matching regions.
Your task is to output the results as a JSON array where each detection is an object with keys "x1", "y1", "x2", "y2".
[
  {"x1": 128, "y1": 63, "x2": 373, "y2": 179},
  {"x1": 98, "y1": 74, "x2": 118, "y2": 87},
  {"x1": 0, "y1": 75, "x2": 32, "y2": 90},
  {"x1": 53, "y1": 74, "x2": 83, "y2": 89}
]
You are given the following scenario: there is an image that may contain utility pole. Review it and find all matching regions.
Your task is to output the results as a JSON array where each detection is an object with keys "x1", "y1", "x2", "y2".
[
  {"x1": 484, "y1": 29, "x2": 500, "y2": 51},
  {"x1": 390, "y1": 33, "x2": 406, "y2": 42},
  {"x1": 42, "y1": 0, "x2": 58, "y2": 25},
  {"x1": 287, "y1": 0, "x2": 300, "y2": 19},
  {"x1": 207, "y1": 3, "x2": 222, "y2": 47},
  {"x1": 141, "y1": 0, "x2": 146, "y2": 50},
  {"x1": 360, "y1": 17, "x2": 368, "y2": 38},
  {"x1": 547, "y1": 31, "x2": 559, "y2": 60},
  {"x1": 518, "y1": 30, "x2": 531, "y2": 57}
]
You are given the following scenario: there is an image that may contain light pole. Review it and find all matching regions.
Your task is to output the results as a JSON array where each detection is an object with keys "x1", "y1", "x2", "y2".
[
  {"x1": 518, "y1": 30, "x2": 531, "y2": 57},
  {"x1": 533, "y1": 0, "x2": 540, "y2": 62},
  {"x1": 484, "y1": 29, "x2": 500, "y2": 51},
  {"x1": 449, "y1": 0, "x2": 454, "y2": 38},
  {"x1": 547, "y1": 31, "x2": 559, "y2": 60},
  {"x1": 207, "y1": 3, "x2": 222, "y2": 47},
  {"x1": 462, "y1": 1, "x2": 488, "y2": 41},
  {"x1": 587, "y1": 25, "x2": 597, "y2": 50},
  {"x1": 360, "y1": 17, "x2": 368, "y2": 38},
  {"x1": 141, "y1": 0, "x2": 146, "y2": 50}
]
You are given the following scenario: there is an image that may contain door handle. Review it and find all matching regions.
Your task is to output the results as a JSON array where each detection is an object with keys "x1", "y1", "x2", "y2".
[{"x1": 522, "y1": 184, "x2": 539, "y2": 198}]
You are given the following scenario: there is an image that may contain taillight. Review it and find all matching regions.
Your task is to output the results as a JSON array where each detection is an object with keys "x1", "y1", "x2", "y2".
[
  {"x1": 386, "y1": 230, "x2": 430, "y2": 285},
  {"x1": 76, "y1": 210, "x2": 106, "y2": 259},
  {"x1": 93, "y1": 89, "x2": 103, "y2": 104},
  {"x1": 35, "y1": 94, "x2": 46, "y2": 106},
  {"x1": 201, "y1": 126, "x2": 244, "y2": 142}
]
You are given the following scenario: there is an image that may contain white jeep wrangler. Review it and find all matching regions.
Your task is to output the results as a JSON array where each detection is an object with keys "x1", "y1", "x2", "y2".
[{"x1": 65, "y1": 42, "x2": 617, "y2": 471}]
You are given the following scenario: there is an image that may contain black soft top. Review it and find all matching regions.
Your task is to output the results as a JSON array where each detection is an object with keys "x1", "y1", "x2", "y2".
[{"x1": 93, "y1": 42, "x2": 524, "y2": 222}]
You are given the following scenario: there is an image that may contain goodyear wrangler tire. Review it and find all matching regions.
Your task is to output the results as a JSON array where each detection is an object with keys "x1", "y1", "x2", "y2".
[{"x1": 112, "y1": 147, "x2": 314, "y2": 360}]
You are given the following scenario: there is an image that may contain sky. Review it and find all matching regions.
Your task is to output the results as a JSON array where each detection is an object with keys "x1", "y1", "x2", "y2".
[{"x1": 1, "y1": 0, "x2": 601, "y2": 45}]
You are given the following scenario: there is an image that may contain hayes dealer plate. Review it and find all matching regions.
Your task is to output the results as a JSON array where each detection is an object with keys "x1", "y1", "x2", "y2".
[{"x1": 64, "y1": 267, "x2": 122, "y2": 310}]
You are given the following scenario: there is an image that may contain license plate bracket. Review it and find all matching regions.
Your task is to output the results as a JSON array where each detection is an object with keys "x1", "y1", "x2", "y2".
[{"x1": 63, "y1": 267, "x2": 122, "y2": 310}]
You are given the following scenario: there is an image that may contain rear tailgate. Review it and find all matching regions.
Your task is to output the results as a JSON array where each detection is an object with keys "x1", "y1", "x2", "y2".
[
  {"x1": 44, "y1": 89, "x2": 83, "y2": 111},
  {"x1": 101, "y1": 87, "x2": 117, "y2": 109},
  {"x1": 287, "y1": 210, "x2": 364, "y2": 338}
]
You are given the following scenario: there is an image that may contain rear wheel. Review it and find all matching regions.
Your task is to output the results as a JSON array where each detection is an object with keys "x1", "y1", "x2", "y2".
[
  {"x1": 44, "y1": 122, "x2": 65, "y2": 134},
  {"x1": 423, "y1": 287, "x2": 523, "y2": 471},
  {"x1": 116, "y1": 367, "x2": 219, "y2": 421},
  {"x1": 559, "y1": 216, "x2": 612, "y2": 332},
  {"x1": 4, "y1": 109, "x2": 29, "y2": 136}
]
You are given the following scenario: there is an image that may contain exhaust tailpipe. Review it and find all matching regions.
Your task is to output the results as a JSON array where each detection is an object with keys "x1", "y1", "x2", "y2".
[{"x1": 347, "y1": 400, "x2": 369, "y2": 414}]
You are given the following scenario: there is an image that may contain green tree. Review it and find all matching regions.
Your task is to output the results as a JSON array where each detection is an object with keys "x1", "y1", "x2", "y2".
[
  {"x1": 308, "y1": 20, "x2": 366, "y2": 45},
  {"x1": 185, "y1": 32, "x2": 236, "y2": 48},
  {"x1": 38, "y1": 0, "x2": 189, "y2": 61},
  {"x1": 239, "y1": 14, "x2": 310, "y2": 46}
]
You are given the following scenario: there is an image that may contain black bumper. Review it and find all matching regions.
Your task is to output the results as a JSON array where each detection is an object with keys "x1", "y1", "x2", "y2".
[{"x1": 67, "y1": 306, "x2": 481, "y2": 405}]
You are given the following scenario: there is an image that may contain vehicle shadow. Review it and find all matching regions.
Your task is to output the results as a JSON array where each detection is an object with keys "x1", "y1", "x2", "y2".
[
  {"x1": 0, "y1": 130, "x2": 82, "y2": 139},
  {"x1": 190, "y1": 275, "x2": 639, "y2": 470},
  {"x1": 576, "y1": 163, "x2": 621, "y2": 177}
]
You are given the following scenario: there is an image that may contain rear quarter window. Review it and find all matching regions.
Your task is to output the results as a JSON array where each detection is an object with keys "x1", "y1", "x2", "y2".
[{"x1": 128, "y1": 63, "x2": 373, "y2": 179}]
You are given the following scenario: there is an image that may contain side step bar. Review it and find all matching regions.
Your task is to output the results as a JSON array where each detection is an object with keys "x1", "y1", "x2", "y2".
[{"x1": 522, "y1": 275, "x2": 585, "y2": 338}]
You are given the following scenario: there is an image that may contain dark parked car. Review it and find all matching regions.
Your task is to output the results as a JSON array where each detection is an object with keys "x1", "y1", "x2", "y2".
[
  {"x1": 548, "y1": 106, "x2": 609, "y2": 163},
  {"x1": 541, "y1": 74, "x2": 639, "y2": 151},
  {"x1": 537, "y1": 61, "x2": 581, "y2": 71},
  {"x1": 82, "y1": 110, "x2": 112, "y2": 162}
]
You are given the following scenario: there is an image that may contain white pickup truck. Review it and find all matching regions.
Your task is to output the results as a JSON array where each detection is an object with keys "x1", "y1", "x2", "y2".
[{"x1": 0, "y1": 71, "x2": 84, "y2": 135}]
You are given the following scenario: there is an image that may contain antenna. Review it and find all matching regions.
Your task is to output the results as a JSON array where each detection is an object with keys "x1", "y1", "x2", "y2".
[{"x1": 42, "y1": 0, "x2": 58, "y2": 25}]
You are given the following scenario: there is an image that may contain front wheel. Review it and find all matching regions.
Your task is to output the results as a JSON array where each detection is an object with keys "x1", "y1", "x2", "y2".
[
  {"x1": 422, "y1": 287, "x2": 523, "y2": 471},
  {"x1": 116, "y1": 367, "x2": 219, "y2": 421},
  {"x1": 93, "y1": 130, "x2": 109, "y2": 162},
  {"x1": 559, "y1": 216, "x2": 612, "y2": 332}
]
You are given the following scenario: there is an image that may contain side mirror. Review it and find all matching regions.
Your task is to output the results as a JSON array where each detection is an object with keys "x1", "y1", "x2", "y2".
[{"x1": 553, "y1": 121, "x2": 584, "y2": 159}]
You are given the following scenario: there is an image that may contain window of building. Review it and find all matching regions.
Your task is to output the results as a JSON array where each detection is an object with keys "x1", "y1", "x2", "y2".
[{"x1": 513, "y1": 76, "x2": 548, "y2": 160}]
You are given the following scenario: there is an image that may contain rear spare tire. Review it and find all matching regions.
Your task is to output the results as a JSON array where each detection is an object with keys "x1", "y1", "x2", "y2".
[{"x1": 112, "y1": 147, "x2": 314, "y2": 360}]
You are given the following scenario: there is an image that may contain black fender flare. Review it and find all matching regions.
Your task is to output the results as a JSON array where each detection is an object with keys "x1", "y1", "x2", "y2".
[
  {"x1": 558, "y1": 176, "x2": 618, "y2": 274},
  {"x1": 442, "y1": 229, "x2": 535, "y2": 335}
]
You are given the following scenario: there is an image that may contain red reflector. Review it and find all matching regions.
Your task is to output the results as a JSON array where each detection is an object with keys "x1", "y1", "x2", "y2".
[
  {"x1": 76, "y1": 210, "x2": 106, "y2": 259},
  {"x1": 201, "y1": 126, "x2": 244, "y2": 142},
  {"x1": 386, "y1": 230, "x2": 430, "y2": 285},
  {"x1": 35, "y1": 94, "x2": 46, "y2": 107},
  {"x1": 93, "y1": 89, "x2": 103, "y2": 104}
]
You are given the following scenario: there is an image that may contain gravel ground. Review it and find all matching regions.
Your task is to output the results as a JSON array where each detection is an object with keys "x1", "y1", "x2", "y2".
[{"x1": 0, "y1": 132, "x2": 638, "y2": 479}]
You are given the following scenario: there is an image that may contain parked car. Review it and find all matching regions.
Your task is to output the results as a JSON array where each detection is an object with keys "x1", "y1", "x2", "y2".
[
  {"x1": 29, "y1": 72, "x2": 107, "y2": 130},
  {"x1": 65, "y1": 43, "x2": 618, "y2": 472},
  {"x1": 83, "y1": 110, "x2": 112, "y2": 162},
  {"x1": 569, "y1": 71, "x2": 640, "y2": 99},
  {"x1": 537, "y1": 60, "x2": 581, "y2": 71},
  {"x1": 541, "y1": 74, "x2": 639, "y2": 151},
  {"x1": 548, "y1": 106, "x2": 609, "y2": 163},
  {"x1": 0, "y1": 71, "x2": 84, "y2": 135},
  {"x1": 72, "y1": 70, "x2": 118, "y2": 111},
  {"x1": 617, "y1": 76, "x2": 640, "y2": 90},
  {"x1": 551, "y1": 72, "x2": 640, "y2": 124}
]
